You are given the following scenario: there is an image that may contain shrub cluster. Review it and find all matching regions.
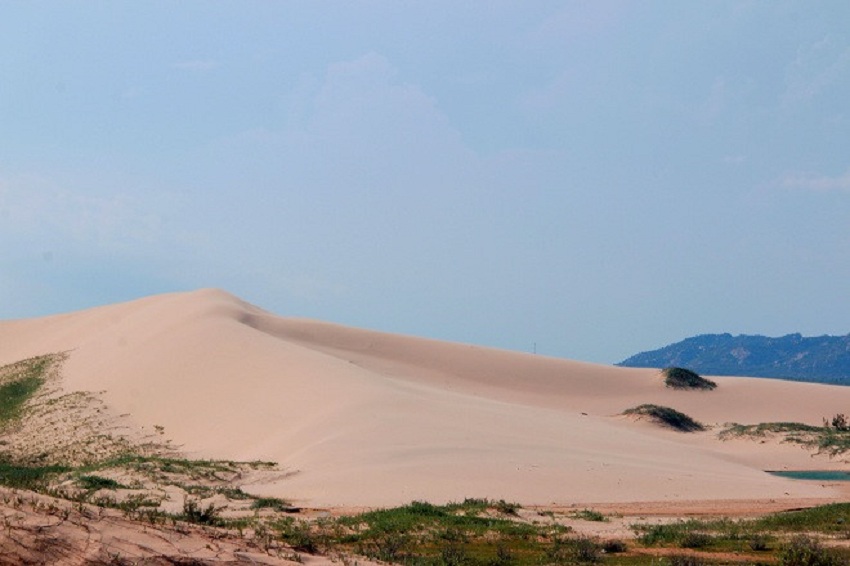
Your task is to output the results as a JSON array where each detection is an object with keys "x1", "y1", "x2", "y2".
[
  {"x1": 780, "y1": 535, "x2": 844, "y2": 566},
  {"x1": 624, "y1": 404, "x2": 705, "y2": 432},
  {"x1": 826, "y1": 413, "x2": 850, "y2": 431},
  {"x1": 663, "y1": 367, "x2": 717, "y2": 390}
]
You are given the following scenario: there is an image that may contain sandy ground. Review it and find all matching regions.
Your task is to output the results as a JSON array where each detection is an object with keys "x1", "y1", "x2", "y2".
[
  {"x1": 0, "y1": 486, "x2": 336, "y2": 565},
  {"x1": 2, "y1": 288, "x2": 850, "y2": 510}
]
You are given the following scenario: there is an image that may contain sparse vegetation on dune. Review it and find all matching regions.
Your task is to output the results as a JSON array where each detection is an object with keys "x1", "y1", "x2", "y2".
[
  {"x1": 0, "y1": 457, "x2": 70, "y2": 490},
  {"x1": 572, "y1": 508, "x2": 608, "y2": 522},
  {"x1": 624, "y1": 404, "x2": 706, "y2": 432},
  {"x1": 0, "y1": 354, "x2": 295, "y2": 531},
  {"x1": 0, "y1": 354, "x2": 58, "y2": 425},
  {"x1": 6, "y1": 353, "x2": 850, "y2": 564},
  {"x1": 721, "y1": 417, "x2": 850, "y2": 456}
]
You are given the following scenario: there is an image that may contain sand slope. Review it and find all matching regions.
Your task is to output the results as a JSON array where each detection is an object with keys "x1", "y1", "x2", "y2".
[{"x1": 2, "y1": 289, "x2": 849, "y2": 507}]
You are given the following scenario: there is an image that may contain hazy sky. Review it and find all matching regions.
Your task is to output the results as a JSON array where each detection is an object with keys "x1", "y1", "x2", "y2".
[{"x1": 2, "y1": 2, "x2": 849, "y2": 364}]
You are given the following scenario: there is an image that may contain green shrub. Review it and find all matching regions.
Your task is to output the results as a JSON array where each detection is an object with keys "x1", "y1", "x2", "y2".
[
  {"x1": 182, "y1": 498, "x2": 221, "y2": 525},
  {"x1": 544, "y1": 536, "x2": 600, "y2": 564},
  {"x1": 360, "y1": 531, "x2": 411, "y2": 562},
  {"x1": 573, "y1": 508, "x2": 607, "y2": 522},
  {"x1": 830, "y1": 414, "x2": 850, "y2": 431},
  {"x1": 494, "y1": 499, "x2": 520, "y2": 516},
  {"x1": 545, "y1": 537, "x2": 573, "y2": 563},
  {"x1": 491, "y1": 544, "x2": 514, "y2": 565},
  {"x1": 602, "y1": 539, "x2": 627, "y2": 553},
  {"x1": 663, "y1": 367, "x2": 717, "y2": 390},
  {"x1": 439, "y1": 543, "x2": 470, "y2": 566},
  {"x1": 624, "y1": 404, "x2": 705, "y2": 432},
  {"x1": 275, "y1": 518, "x2": 320, "y2": 553},
  {"x1": 636, "y1": 523, "x2": 686, "y2": 546},
  {"x1": 573, "y1": 536, "x2": 602, "y2": 563},
  {"x1": 749, "y1": 533, "x2": 771, "y2": 551},
  {"x1": 779, "y1": 535, "x2": 844, "y2": 566},
  {"x1": 679, "y1": 531, "x2": 713, "y2": 549}
]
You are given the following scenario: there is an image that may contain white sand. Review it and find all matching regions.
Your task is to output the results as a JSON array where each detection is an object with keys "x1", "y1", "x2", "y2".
[{"x1": 2, "y1": 288, "x2": 849, "y2": 507}]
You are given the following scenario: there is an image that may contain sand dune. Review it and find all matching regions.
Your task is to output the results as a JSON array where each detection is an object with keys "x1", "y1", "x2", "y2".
[{"x1": 2, "y1": 288, "x2": 849, "y2": 507}]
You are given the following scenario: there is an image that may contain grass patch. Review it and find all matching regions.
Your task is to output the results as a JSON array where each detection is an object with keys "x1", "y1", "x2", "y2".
[
  {"x1": 0, "y1": 458, "x2": 70, "y2": 490},
  {"x1": 624, "y1": 404, "x2": 705, "y2": 432},
  {"x1": 754, "y1": 503, "x2": 850, "y2": 533},
  {"x1": 0, "y1": 376, "x2": 43, "y2": 423},
  {"x1": 251, "y1": 496, "x2": 294, "y2": 511},
  {"x1": 81, "y1": 454, "x2": 268, "y2": 481},
  {"x1": 779, "y1": 534, "x2": 845, "y2": 566},
  {"x1": 722, "y1": 422, "x2": 822, "y2": 436},
  {"x1": 573, "y1": 508, "x2": 608, "y2": 522},
  {"x1": 721, "y1": 422, "x2": 850, "y2": 456},
  {"x1": 76, "y1": 474, "x2": 125, "y2": 491},
  {"x1": 633, "y1": 518, "x2": 741, "y2": 549},
  {"x1": 663, "y1": 367, "x2": 717, "y2": 390},
  {"x1": 0, "y1": 354, "x2": 55, "y2": 425},
  {"x1": 332, "y1": 500, "x2": 566, "y2": 564},
  {"x1": 337, "y1": 500, "x2": 537, "y2": 536}
]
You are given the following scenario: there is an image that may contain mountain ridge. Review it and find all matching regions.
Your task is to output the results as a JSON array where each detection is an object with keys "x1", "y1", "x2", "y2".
[{"x1": 618, "y1": 332, "x2": 850, "y2": 383}]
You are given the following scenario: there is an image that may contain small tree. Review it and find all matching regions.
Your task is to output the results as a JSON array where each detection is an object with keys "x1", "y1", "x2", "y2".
[{"x1": 831, "y1": 414, "x2": 849, "y2": 431}]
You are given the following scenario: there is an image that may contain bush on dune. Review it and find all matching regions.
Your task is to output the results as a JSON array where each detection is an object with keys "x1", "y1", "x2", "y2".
[
  {"x1": 663, "y1": 367, "x2": 717, "y2": 390},
  {"x1": 624, "y1": 404, "x2": 706, "y2": 432}
]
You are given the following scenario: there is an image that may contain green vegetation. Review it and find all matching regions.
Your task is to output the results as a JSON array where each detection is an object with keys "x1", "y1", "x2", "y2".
[
  {"x1": 0, "y1": 457, "x2": 69, "y2": 490},
  {"x1": 624, "y1": 404, "x2": 705, "y2": 432},
  {"x1": 723, "y1": 422, "x2": 823, "y2": 436},
  {"x1": 78, "y1": 453, "x2": 274, "y2": 480},
  {"x1": 601, "y1": 539, "x2": 627, "y2": 553},
  {"x1": 76, "y1": 474, "x2": 125, "y2": 491},
  {"x1": 283, "y1": 501, "x2": 850, "y2": 565},
  {"x1": 779, "y1": 535, "x2": 845, "y2": 566},
  {"x1": 635, "y1": 521, "x2": 720, "y2": 547},
  {"x1": 625, "y1": 507, "x2": 850, "y2": 564},
  {"x1": 662, "y1": 367, "x2": 717, "y2": 390},
  {"x1": 330, "y1": 499, "x2": 567, "y2": 564},
  {"x1": 753, "y1": 502, "x2": 850, "y2": 533},
  {"x1": 182, "y1": 497, "x2": 222, "y2": 526},
  {"x1": 0, "y1": 354, "x2": 55, "y2": 425},
  {"x1": 0, "y1": 353, "x2": 301, "y2": 541},
  {"x1": 722, "y1": 421, "x2": 850, "y2": 456},
  {"x1": 573, "y1": 508, "x2": 608, "y2": 522},
  {"x1": 251, "y1": 496, "x2": 295, "y2": 511},
  {"x1": 6, "y1": 353, "x2": 850, "y2": 564}
]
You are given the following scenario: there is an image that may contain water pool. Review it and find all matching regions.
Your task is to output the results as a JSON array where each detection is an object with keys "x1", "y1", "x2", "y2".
[{"x1": 768, "y1": 470, "x2": 850, "y2": 481}]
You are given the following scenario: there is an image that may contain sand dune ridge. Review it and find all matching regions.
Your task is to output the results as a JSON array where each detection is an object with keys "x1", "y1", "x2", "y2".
[{"x1": 2, "y1": 288, "x2": 849, "y2": 507}]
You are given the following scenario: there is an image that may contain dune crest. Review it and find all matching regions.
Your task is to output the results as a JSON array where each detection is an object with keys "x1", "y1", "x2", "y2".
[{"x1": 2, "y1": 289, "x2": 850, "y2": 507}]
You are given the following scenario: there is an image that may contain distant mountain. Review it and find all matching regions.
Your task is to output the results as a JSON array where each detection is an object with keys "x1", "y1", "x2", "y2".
[{"x1": 618, "y1": 333, "x2": 850, "y2": 384}]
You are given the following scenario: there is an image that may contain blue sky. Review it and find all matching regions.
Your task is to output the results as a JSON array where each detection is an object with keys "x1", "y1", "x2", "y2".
[{"x1": 2, "y1": 1, "x2": 848, "y2": 364}]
